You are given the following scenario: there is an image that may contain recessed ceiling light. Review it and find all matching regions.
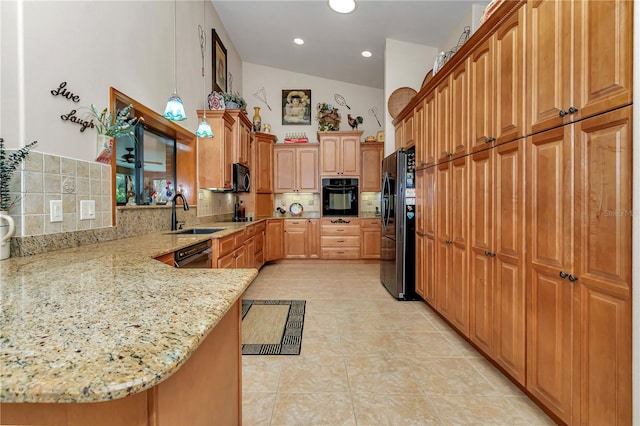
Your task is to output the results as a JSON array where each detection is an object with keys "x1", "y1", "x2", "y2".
[
  {"x1": 294, "y1": 38, "x2": 304, "y2": 45},
  {"x1": 361, "y1": 50, "x2": 372, "y2": 58},
  {"x1": 328, "y1": 0, "x2": 356, "y2": 14}
]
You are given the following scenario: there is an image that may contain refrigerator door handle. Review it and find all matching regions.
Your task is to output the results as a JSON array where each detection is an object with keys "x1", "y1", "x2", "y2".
[{"x1": 381, "y1": 173, "x2": 390, "y2": 229}]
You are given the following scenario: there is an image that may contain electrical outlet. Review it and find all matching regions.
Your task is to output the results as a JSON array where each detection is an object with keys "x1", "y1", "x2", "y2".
[
  {"x1": 50, "y1": 200, "x2": 63, "y2": 222},
  {"x1": 80, "y1": 200, "x2": 96, "y2": 220}
]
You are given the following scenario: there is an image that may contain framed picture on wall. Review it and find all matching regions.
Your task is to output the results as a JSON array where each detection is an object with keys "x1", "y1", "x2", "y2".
[
  {"x1": 212, "y1": 29, "x2": 227, "y2": 93},
  {"x1": 282, "y1": 89, "x2": 311, "y2": 125}
]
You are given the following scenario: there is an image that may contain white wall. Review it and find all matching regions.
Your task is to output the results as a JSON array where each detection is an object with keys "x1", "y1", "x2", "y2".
[
  {"x1": 242, "y1": 62, "x2": 383, "y2": 143},
  {"x1": 0, "y1": 0, "x2": 244, "y2": 160},
  {"x1": 384, "y1": 39, "x2": 438, "y2": 156}
]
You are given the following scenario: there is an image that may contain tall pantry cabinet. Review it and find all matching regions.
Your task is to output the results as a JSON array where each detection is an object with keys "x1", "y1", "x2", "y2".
[{"x1": 405, "y1": 0, "x2": 633, "y2": 424}]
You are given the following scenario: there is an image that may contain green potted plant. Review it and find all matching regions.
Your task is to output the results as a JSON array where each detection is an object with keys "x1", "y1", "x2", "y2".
[
  {"x1": 222, "y1": 92, "x2": 247, "y2": 110},
  {"x1": 0, "y1": 137, "x2": 38, "y2": 260},
  {"x1": 85, "y1": 104, "x2": 141, "y2": 164}
]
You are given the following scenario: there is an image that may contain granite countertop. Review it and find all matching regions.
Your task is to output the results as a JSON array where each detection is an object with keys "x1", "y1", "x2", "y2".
[{"x1": 0, "y1": 221, "x2": 261, "y2": 404}]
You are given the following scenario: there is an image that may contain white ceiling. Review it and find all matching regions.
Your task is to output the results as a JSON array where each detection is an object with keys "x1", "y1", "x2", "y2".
[{"x1": 212, "y1": 0, "x2": 484, "y2": 89}]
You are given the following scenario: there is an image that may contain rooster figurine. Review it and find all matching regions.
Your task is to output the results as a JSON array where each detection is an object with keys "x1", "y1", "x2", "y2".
[{"x1": 347, "y1": 114, "x2": 364, "y2": 130}]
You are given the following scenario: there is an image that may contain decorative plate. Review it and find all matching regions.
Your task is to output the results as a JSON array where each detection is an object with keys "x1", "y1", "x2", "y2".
[{"x1": 289, "y1": 202, "x2": 303, "y2": 216}]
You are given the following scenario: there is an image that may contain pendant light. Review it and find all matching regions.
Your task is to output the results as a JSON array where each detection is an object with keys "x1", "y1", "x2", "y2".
[
  {"x1": 195, "y1": 1, "x2": 213, "y2": 138},
  {"x1": 163, "y1": 0, "x2": 187, "y2": 121}
]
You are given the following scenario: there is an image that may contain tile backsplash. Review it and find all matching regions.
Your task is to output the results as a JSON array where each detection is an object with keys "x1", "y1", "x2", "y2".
[
  {"x1": 360, "y1": 192, "x2": 381, "y2": 216},
  {"x1": 8, "y1": 151, "x2": 113, "y2": 237},
  {"x1": 274, "y1": 193, "x2": 321, "y2": 215}
]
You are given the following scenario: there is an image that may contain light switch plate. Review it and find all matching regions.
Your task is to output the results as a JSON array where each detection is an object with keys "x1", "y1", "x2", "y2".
[
  {"x1": 50, "y1": 200, "x2": 63, "y2": 222},
  {"x1": 80, "y1": 200, "x2": 96, "y2": 220}
]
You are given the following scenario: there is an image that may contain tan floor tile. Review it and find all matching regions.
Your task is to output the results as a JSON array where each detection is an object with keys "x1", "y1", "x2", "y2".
[
  {"x1": 242, "y1": 392, "x2": 276, "y2": 426},
  {"x1": 438, "y1": 328, "x2": 485, "y2": 358},
  {"x1": 242, "y1": 356, "x2": 282, "y2": 393},
  {"x1": 428, "y1": 395, "x2": 520, "y2": 424},
  {"x1": 411, "y1": 357, "x2": 501, "y2": 396},
  {"x1": 339, "y1": 330, "x2": 400, "y2": 356},
  {"x1": 393, "y1": 332, "x2": 465, "y2": 357},
  {"x1": 352, "y1": 393, "x2": 442, "y2": 425},
  {"x1": 467, "y1": 357, "x2": 526, "y2": 396},
  {"x1": 506, "y1": 396, "x2": 555, "y2": 425},
  {"x1": 345, "y1": 355, "x2": 423, "y2": 394},
  {"x1": 270, "y1": 392, "x2": 356, "y2": 426},
  {"x1": 278, "y1": 355, "x2": 349, "y2": 393}
]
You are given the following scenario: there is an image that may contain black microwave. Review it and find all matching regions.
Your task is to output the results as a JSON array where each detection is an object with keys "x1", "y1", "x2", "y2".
[
  {"x1": 322, "y1": 178, "x2": 358, "y2": 216},
  {"x1": 232, "y1": 163, "x2": 250, "y2": 192}
]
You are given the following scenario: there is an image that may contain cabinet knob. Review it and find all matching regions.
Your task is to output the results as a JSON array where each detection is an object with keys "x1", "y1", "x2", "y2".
[
  {"x1": 568, "y1": 274, "x2": 578, "y2": 282},
  {"x1": 568, "y1": 106, "x2": 578, "y2": 114},
  {"x1": 559, "y1": 271, "x2": 568, "y2": 278},
  {"x1": 559, "y1": 109, "x2": 568, "y2": 117},
  {"x1": 485, "y1": 137, "x2": 496, "y2": 144}
]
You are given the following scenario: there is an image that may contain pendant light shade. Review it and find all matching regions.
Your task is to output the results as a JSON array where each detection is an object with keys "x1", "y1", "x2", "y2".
[
  {"x1": 164, "y1": 0, "x2": 186, "y2": 121},
  {"x1": 164, "y1": 93, "x2": 187, "y2": 121},
  {"x1": 196, "y1": 114, "x2": 214, "y2": 138}
]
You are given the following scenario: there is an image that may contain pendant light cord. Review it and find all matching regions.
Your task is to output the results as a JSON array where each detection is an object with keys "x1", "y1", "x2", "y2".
[{"x1": 173, "y1": 0, "x2": 178, "y2": 94}]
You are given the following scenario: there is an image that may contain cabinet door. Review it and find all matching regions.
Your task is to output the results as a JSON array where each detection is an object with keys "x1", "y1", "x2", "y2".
[
  {"x1": 424, "y1": 92, "x2": 437, "y2": 167},
  {"x1": 450, "y1": 58, "x2": 469, "y2": 158},
  {"x1": 256, "y1": 136, "x2": 273, "y2": 193},
  {"x1": 494, "y1": 5, "x2": 525, "y2": 145},
  {"x1": 297, "y1": 146, "x2": 319, "y2": 192},
  {"x1": 574, "y1": 107, "x2": 631, "y2": 425},
  {"x1": 239, "y1": 122, "x2": 251, "y2": 166},
  {"x1": 493, "y1": 139, "x2": 526, "y2": 385},
  {"x1": 361, "y1": 143, "x2": 383, "y2": 192},
  {"x1": 284, "y1": 224, "x2": 308, "y2": 259},
  {"x1": 470, "y1": 37, "x2": 494, "y2": 153},
  {"x1": 526, "y1": 125, "x2": 574, "y2": 424},
  {"x1": 435, "y1": 76, "x2": 452, "y2": 161},
  {"x1": 423, "y1": 166, "x2": 437, "y2": 305},
  {"x1": 527, "y1": 0, "x2": 573, "y2": 134},
  {"x1": 274, "y1": 147, "x2": 296, "y2": 193},
  {"x1": 320, "y1": 135, "x2": 340, "y2": 175},
  {"x1": 435, "y1": 162, "x2": 451, "y2": 316},
  {"x1": 415, "y1": 169, "x2": 426, "y2": 298},
  {"x1": 340, "y1": 135, "x2": 361, "y2": 176},
  {"x1": 469, "y1": 149, "x2": 493, "y2": 355},
  {"x1": 234, "y1": 245, "x2": 248, "y2": 268},
  {"x1": 449, "y1": 156, "x2": 469, "y2": 335},
  {"x1": 403, "y1": 113, "x2": 414, "y2": 149},
  {"x1": 223, "y1": 122, "x2": 234, "y2": 189},
  {"x1": 217, "y1": 251, "x2": 235, "y2": 269},
  {"x1": 414, "y1": 101, "x2": 425, "y2": 165},
  {"x1": 265, "y1": 219, "x2": 284, "y2": 261},
  {"x1": 394, "y1": 123, "x2": 403, "y2": 152},
  {"x1": 575, "y1": 0, "x2": 632, "y2": 121},
  {"x1": 306, "y1": 219, "x2": 320, "y2": 259},
  {"x1": 360, "y1": 227, "x2": 381, "y2": 259}
]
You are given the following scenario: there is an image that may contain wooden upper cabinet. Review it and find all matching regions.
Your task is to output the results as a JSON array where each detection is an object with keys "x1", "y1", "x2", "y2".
[
  {"x1": 403, "y1": 113, "x2": 415, "y2": 149},
  {"x1": 318, "y1": 131, "x2": 362, "y2": 176},
  {"x1": 197, "y1": 110, "x2": 235, "y2": 191},
  {"x1": 274, "y1": 144, "x2": 319, "y2": 193},
  {"x1": 471, "y1": 4, "x2": 525, "y2": 152},
  {"x1": 254, "y1": 132, "x2": 274, "y2": 193},
  {"x1": 423, "y1": 92, "x2": 437, "y2": 168},
  {"x1": 435, "y1": 75, "x2": 452, "y2": 162},
  {"x1": 450, "y1": 58, "x2": 470, "y2": 159},
  {"x1": 394, "y1": 123, "x2": 403, "y2": 152},
  {"x1": 226, "y1": 110, "x2": 252, "y2": 167},
  {"x1": 527, "y1": 0, "x2": 632, "y2": 134},
  {"x1": 414, "y1": 101, "x2": 425, "y2": 165},
  {"x1": 360, "y1": 142, "x2": 384, "y2": 192}
]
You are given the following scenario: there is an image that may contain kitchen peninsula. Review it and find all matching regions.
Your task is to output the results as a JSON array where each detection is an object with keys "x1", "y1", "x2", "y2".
[{"x1": 0, "y1": 226, "x2": 258, "y2": 425}]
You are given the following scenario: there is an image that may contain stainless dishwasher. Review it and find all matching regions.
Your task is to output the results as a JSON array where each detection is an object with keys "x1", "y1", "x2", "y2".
[{"x1": 174, "y1": 240, "x2": 213, "y2": 268}]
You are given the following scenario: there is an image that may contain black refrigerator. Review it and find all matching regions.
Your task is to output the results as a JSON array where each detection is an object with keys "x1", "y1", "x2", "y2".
[{"x1": 380, "y1": 147, "x2": 416, "y2": 300}]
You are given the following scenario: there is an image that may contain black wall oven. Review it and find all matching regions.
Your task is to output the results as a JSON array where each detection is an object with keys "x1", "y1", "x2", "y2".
[{"x1": 322, "y1": 178, "x2": 358, "y2": 216}]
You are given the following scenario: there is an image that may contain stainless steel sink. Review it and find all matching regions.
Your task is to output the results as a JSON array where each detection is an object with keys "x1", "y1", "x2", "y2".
[{"x1": 173, "y1": 228, "x2": 224, "y2": 235}]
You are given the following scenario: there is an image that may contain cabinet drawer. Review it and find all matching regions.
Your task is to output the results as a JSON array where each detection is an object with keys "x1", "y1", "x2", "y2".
[
  {"x1": 255, "y1": 221, "x2": 266, "y2": 233},
  {"x1": 321, "y1": 247, "x2": 361, "y2": 259},
  {"x1": 254, "y1": 232, "x2": 264, "y2": 253},
  {"x1": 284, "y1": 219, "x2": 307, "y2": 229},
  {"x1": 320, "y1": 236, "x2": 360, "y2": 247},
  {"x1": 234, "y1": 229, "x2": 247, "y2": 246},
  {"x1": 218, "y1": 234, "x2": 235, "y2": 256},
  {"x1": 321, "y1": 225, "x2": 360, "y2": 236},
  {"x1": 245, "y1": 224, "x2": 256, "y2": 237},
  {"x1": 361, "y1": 219, "x2": 381, "y2": 228}
]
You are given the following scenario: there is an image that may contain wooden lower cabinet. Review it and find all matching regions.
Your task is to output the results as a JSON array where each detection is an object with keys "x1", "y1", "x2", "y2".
[
  {"x1": 284, "y1": 218, "x2": 320, "y2": 259},
  {"x1": 320, "y1": 218, "x2": 360, "y2": 259},
  {"x1": 265, "y1": 219, "x2": 284, "y2": 261},
  {"x1": 1, "y1": 300, "x2": 243, "y2": 426},
  {"x1": 360, "y1": 218, "x2": 381, "y2": 259}
]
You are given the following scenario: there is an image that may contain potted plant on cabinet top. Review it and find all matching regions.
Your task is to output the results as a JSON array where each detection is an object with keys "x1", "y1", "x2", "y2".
[
  {"x1": 85, "y1": 104, "x2": 141, "y2": 164},
  {"x1": 0, "y1": 137, "x2": 38, "y2": 260},
  {"x1": 222, "y1": 92, "x2": 246, "y2": 111}
]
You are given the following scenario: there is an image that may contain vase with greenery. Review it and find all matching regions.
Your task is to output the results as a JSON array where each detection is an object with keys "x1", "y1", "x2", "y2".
[
  {"x1": 222, "y1": 92, "x2": 247, "y2": 110},
  {"x1": 0, "y1": 137, "x2": 38, "y2": 260},
  {"x1": 85, "y1": 104, "x2": 141, "y2": 164}
]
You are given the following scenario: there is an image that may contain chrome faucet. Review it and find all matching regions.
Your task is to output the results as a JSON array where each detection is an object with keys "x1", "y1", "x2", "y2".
[{"x1": 171, "y1": 193, "x2": 189, "y2": 231}]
